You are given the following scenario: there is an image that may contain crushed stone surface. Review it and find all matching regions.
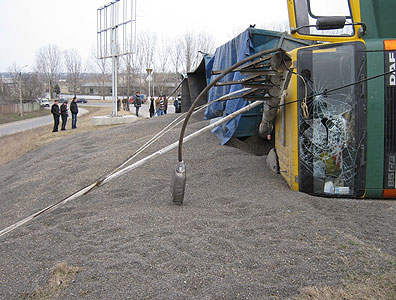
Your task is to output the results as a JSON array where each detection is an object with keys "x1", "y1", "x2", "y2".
[{"x1": 1, "y1": 113, "x2": 396, "y2": 299}]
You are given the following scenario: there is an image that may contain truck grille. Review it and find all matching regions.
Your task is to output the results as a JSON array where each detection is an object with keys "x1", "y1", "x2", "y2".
[{"x1": 385, "y1": 86, "x2": 396, "y2": 153}]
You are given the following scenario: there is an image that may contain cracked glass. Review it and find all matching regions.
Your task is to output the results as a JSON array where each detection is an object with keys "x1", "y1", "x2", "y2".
[{"x1": 298, "y1": 44, "x2": 359, "y2": 196}]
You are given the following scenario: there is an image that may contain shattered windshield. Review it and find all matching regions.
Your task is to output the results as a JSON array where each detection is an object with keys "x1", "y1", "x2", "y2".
[
  {"x1": 294, "y1": 0, "x2": 354, "y2": 36},
  {"x1": 298, "y1": 43, "x2": 358, "y2": 196}
]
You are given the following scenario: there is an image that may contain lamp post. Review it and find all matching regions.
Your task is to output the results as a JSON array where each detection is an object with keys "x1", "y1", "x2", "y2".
[
  {"x1": 152, "y1": 73, "x2": 155, "y2": 97},
  {"x1": 19, "y1": 65, "x2": 28, "y2": 117},
  {"x1": 146, "y1": 68, "x2": 153, "y2": 100}
]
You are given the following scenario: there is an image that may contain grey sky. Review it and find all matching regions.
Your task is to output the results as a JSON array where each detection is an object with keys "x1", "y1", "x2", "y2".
[{"x1": 0, "y1": 0, "x2": 289, "y2": 72}]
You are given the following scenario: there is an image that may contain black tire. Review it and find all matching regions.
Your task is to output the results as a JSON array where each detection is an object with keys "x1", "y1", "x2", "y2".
[{"x1": 266, "y1": 148, "x2": 279, "y2": 173}]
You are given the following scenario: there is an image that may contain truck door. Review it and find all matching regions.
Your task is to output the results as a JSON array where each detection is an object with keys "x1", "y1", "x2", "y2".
[{"x1": 287, "y1": 0, "x2": 363, "y2": 42}]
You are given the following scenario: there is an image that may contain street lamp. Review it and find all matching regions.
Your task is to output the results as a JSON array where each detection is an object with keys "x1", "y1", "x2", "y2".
[
  {"x1": 146, "y1": 68, "x2": 153, "y2": 100},
  {"x1": 19, "y1": 65, "x2": 28, "y2": 117}
]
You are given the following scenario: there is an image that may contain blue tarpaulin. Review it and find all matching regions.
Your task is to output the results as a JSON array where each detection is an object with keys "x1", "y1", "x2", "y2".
[
  {"x1": 204, "y1": 29, "x2": 255, "y2": 145},
  {"x1": 203, "y1": 28, "x2": 311, "y2": 145}
]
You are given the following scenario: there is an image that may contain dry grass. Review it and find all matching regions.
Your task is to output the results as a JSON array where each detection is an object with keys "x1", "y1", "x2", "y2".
[
  {"x1": 23, "y1": 263, "x2": 81, "y2": 300},
  {"x1": 0, "y1": 109, "x2": 51, "y2": 125},
  {"x1": 0, "y1": 106, "x2": 133, "y2": 166},
  {"x1": 295, "y1": 273, "x2": 396, "y2": 300}
]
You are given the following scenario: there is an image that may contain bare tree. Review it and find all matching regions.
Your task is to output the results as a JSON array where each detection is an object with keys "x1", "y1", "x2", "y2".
[
  {"x1": 34, "y1": 44, "x2": 63, "y2": 99},
  {"x1": 134, "y1": 31, "x2": 157, "y2": 92},
  {"x1": 137, "y1": 31, "x2": 157, "y2": 72},
  {"x1": 88, "y1": 49, "x2": 111, "y2": 100},
  {"x1": 260, "y1": 20, "x2": 290, "y2": 33},
  {"x1": 0, "y1": 75, "x2": 6, "y2": 103},
  {"x1": 170, "y1": 36, "x2": 183, "y2": 75},
  {"x1": 155, "y1": 38, "x2": 171, "y2": 73},
  {"x1": 3, "y1": 63, "x2": 44, "y2": 104},
  {"x1": 24, "y1": 72, "x2": 45, "y2": 101},
  {"x1": 181, "y1": 32, "x2": 194, "y2": 73},
  {"x1": 179, "y1": 31, "x2": 215, "y2": 73},
  {"x1": 154, "y1": 38, "x2": 173, "y2": 95},
  {"x1": 120, "y1": 52, "x2": 140, "y2": 98},
  {"x1": 5, "y1": 63, "x2": 20, "y2": 103},
  {"x1": 195, "y1": 32, "x2": 216, "y2": 57},
  {"x1": 168, "y1": 37, "x2": 184, "y2": 95},
  {"x1": 64, "y1": 49, "x2": 84, "y2": 97}
]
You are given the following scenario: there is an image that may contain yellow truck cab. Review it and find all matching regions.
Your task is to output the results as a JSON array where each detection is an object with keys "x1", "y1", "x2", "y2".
[{"x1": 272, "y1": 0, "x2": 396, "y2": 198}]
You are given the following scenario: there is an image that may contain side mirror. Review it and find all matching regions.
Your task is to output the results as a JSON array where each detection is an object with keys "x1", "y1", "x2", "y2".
[{"x1": 316, "y1": 16, "x2": 346, "y2": 30}]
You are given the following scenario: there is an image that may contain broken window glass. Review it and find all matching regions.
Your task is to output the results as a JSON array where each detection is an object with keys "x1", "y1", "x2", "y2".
[{"x1": 298, "y1": 43, "x2": 359, "y2": 196}]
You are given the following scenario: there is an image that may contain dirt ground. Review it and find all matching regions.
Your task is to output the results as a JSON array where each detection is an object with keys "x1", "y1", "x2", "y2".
[{"x1": 0, "y1": 113, "x2": 396, "y2": 299}]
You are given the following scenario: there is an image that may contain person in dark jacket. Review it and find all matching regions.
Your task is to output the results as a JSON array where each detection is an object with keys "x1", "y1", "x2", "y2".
[
  {"x1": 174, "y1": 95, "x2": 181, "y2": 113},
  {"x1": 149, "y1": 96, "x2": 155, "y2": 118},
  {"x1": 134, "y1": 91, "x2": 142, "y2": 117},
  {"x1": 163, "y1": 96, "x2": 168, "y2": 114},
  {"x1": 60, "y1": 100, "x2": 68, "y2": 131},
  {"x1": 70, "y1": 96, "x2": 79, "y2": 129},
  {"x1": 51, "y1": 99, "x2": 60, "y2": 132}
]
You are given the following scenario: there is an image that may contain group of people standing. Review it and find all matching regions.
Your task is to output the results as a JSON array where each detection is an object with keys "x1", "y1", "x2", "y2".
[
  {"x1": 133, "y1": 92, "x2": 183, "y2": 118},
  {"x1": 50, "y1": 93, "x2": 179, "y2": 131},
  {"x1": 149, "y1": 95, "x2": 169, "y2": 118},
  {"x1": 121, "y1": 91, "x2": 182, "y2": 118},
  {"x1": 51, "y1": 96, "x2": 79, "y2": 132}
]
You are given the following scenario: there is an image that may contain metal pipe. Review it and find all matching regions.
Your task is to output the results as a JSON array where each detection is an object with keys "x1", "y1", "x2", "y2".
[
  {"x1": 177, "y1": 47, "x2": 282, "y2": 162},
  {"x1": 0, "y1": 99, "x2": 263, "y2": 237},
  {"x1": 104, "y1": 100, "x2": 265, "y2": 184}
]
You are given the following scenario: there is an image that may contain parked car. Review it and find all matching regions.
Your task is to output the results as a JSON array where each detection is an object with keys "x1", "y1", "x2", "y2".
[
  {"x1": 39, "y1": 98, "x2": 50, "y2": 107},
  {"x1": 76, "y1": 98, "x2": 88, "y2": 103}
]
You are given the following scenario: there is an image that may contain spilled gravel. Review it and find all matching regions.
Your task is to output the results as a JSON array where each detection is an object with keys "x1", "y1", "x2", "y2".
[{"x1": 1, "y1": 113, "x2": 396, "y2": 299}]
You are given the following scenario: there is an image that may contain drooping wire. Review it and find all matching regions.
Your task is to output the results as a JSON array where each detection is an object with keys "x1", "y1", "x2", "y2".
[
  {"x1": 272, "y1": 68, "x2": 396, "y2": 111},
  {"x1": 297, "y1": 72, "x2": 309, "y2": 119}
]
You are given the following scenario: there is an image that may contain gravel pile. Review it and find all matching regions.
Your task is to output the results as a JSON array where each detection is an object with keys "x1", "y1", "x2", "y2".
[{"x1": 1, "y1": 113, "x2": 396, "y2": 299}]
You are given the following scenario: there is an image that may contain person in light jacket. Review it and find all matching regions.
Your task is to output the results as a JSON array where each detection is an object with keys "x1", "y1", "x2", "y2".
[{"x1": 155, "y1": 96, "x2": 165, "y2": 116}]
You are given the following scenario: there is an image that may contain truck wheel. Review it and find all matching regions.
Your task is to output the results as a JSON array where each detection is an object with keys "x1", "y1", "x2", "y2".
[{"x1": 266, "y1": 148, "x2": 279, "y2": 173}]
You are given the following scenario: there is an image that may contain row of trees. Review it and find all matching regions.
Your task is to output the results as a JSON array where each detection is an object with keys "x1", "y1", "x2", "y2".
[
  {"x1": 0, "y1": 65, "x2": 44, "y2": 104},
  {"x1": 101, "y1": 30, "x2": 215, "y2": 99},
  {"x1": 0, "y1": 30, "x2": 216, "y2": 104}
]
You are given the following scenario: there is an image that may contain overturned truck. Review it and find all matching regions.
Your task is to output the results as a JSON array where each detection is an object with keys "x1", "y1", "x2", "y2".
[{"x1": 181, "y1": 0, "x2": 396, "y2": 199}]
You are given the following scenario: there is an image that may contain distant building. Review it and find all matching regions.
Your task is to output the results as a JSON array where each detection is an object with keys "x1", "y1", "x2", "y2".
[
  {"x1": 80, "y1": 81, "x2": 112, "y2": 96},
  {"x1": 58, "y1": 79, "x2": 69, "y2": 94}
]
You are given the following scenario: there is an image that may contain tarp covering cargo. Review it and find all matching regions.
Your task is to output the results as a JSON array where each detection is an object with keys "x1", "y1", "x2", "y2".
[
  {"x1": 204, "y1": 29, "x2": 254, "y2": 145},
  {"x1": 204, "y1": 28, "x2": 310, "y2": 145}
]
